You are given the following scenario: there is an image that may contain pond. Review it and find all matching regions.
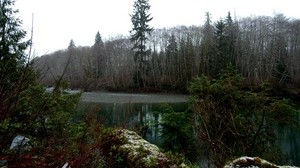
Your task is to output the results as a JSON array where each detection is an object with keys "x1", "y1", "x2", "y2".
[
  {"x1": 76, "y1": 92, "x2": 300, "y2": 166},
  {"x1": 277, "y1": 124, "x2": 300, "y2": 165},
  {"x1": 77, "y1": 92, "x2": 189, "y2": 144}
]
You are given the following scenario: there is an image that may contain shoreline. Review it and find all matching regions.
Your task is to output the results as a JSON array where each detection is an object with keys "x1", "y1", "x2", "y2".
[{"x1": 80, "y1": 92, "x2": 189, "y2": 103}]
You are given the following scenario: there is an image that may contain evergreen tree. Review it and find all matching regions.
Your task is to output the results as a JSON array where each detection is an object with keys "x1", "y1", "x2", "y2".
[
  {"x1": 0, "y1": 0, "x2": 29, "y2": 92},
  {"x1": 94, "y1": 31, "x2": 103, "y2": 46},
  {"x1": 200, "y1": 12, "x2": 217, "y2": 76},
  {"x1": 215, "y1": 19, "x2": 227, "y2": 72},
  {"x1": 224, "y1": 12, "x2": 237, "y2": 66},
  {"x1": 68, "y1": 39, "x2": 76, "y2": 49},
  {"x1": 165, "y1": 34, "x2": 178, "y2": 77},
  {"x1": 130, "y1": 0, "x2": 153, "y2": 87},
  {"x1": 0, "y1": 0, "x2": 81, "y2": 160},
  {"x1": 0, "y1": 0, "x2": 36, "y2": 146},
  {"x1": 185, "y1": 35, "x2": 195, "y2": 81},
  {"x1": 93, "y1": 31, "x2": 105, "y2": 78},
  {"x1": 178, "y1": 37, "x2": 187, "y2": 83},
  {"x1": 214, "y1": 12, "x2": 238, "y2": 74}
]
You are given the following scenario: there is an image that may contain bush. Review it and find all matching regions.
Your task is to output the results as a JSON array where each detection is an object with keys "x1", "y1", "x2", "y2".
[
  {"x1": 0, "y1": 1, "x2": 105, "y2": 167},
  {"x1": 159, "y1": 104, "x2": 198, "y2": 162},
  {"x1": 188, "y1": 66, "x2": 299, "y2": 167}
]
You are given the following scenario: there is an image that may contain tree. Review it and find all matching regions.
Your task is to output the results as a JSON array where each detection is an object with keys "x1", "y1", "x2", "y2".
[
  {"x1": 224, "y1": 12, "x2": 237, "y2": 66},
  {"x1": 92, "y1": 31, "x2": 105, "y2": 80},
  {"x1": 165, "y1": 34, "x2": 178, "y2": 77},
  {"x1": 185, "y1": 35, "x2": 195, "y2": 82},
  {"x1": 0, "y1": 1, "x2": 81, "y2": 164},
  {"x1": 130, "y1": 0, "x2": 153, "y2": 87},
  {"x1": 200, "y1": 12, "x2": 217, "y2": 76},
  {"x1": 68, "y1": 39, "x2": 76, "y2": 49},
  {"x1": 270, "y1": 14, "x2": 290, "y2": 86},
  {"x1": 214, "y1": 13, "x2": 238, "y2": 75},
  {"x1": 215, "y1": 19, "x2": 226, "y2": 69},
  {"x1": 94, "y1": 31, "x2": 103, "y2": 46},
  {"x1": 189, "y1": 66, "x2": 299, "y2": 166},
  {"x1": 0, "y1": 0, "x2": 29, "y2": 92},
  {"x1": 0, "y1": 0, "x2": 31, "y2": 127},
  {"x1": 159, "y1": 104, "x2": 197, "y2": 161}
]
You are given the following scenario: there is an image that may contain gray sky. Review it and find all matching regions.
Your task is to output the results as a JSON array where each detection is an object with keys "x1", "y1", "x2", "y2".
[{"x1": 15, "y1": 0, "x2": 300, "y2": 56}]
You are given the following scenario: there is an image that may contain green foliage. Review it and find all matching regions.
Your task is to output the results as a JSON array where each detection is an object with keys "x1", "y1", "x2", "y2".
[
  {"x1": 188, "y1": 66, "x2": 299, "y2": 167},
  {"x1": 130, "y1": 0, "x2": 153, "y2": 87},
  {"x1": 0, "y1": 0, "x2": 33, "y2": 126},
  {"x1": 0, "y1": 0, "x2": 45, "y2": 147},
  {"x1": 0, "y1": 0, "x2": 29, "y2": 80},
  {"x1": 130, "y1": 0, "x2": 153, "y2": 53},
  {"x1": 94, "y1": 31, "x2": 104, "y2": 46},
  {"x1": 0, "y1": 1, "x2": 104, "y2": 167},
  {"x1": 68, "y1": 39, "x2": 76, "y2": 49},
  {"x1": 163, "y1": 151, "x2": 200, "y2": 168},
  {"x1": 159, "y1": 104, "x2": 198, "y2": 162},
  {"x1": 200, "y1": 12, "x2": 217, "y2": 76}
]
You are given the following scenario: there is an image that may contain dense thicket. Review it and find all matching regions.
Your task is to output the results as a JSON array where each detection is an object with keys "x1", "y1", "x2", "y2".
[
  {"x1": 0, "y1": 1, "x2": 100, "y2": 167},
  {"x1": 189, "y1": 66, "x2": 299, "y2": 166},
  {"x1": 34, "y1": 13, "x2": 300, "y2": 92}
]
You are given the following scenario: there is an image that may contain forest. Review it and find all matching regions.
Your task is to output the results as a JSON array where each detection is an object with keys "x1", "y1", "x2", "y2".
[
  {"x1": 35, "y1": 12, "x2": 300, "y2": 93},
  {"x1": 1, "y1": 0, "x2": 300, "y2": 167}
]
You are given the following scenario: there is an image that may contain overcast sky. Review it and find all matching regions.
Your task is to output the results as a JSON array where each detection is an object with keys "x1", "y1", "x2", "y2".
[{"x1": 15, "y1": 0, "x2": 300, "y2": 56}]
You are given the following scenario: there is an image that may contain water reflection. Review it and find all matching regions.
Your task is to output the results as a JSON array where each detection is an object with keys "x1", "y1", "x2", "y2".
[
  {"x1": 277, "y1": 127, "x2": 300, "y2": 165},
  {"x1": 76, "y1": 102, "x2": 187, "y2": 145},
  {"x1": 76, "y1": 102, "x2": 300, "y2": 166}
]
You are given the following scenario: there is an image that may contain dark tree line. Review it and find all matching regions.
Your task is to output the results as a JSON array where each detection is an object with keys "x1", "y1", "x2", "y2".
[{"x1": 34, "y1": 13, "x2": 300, "y2": 92}]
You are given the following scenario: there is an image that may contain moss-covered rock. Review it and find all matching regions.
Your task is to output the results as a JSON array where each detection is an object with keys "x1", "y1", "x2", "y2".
[
  {"x1": 224, "y1": 156, "x2": 299, "y2": 168},
  {"x1": 102, "y1": 129, "x2": 188, "y2": 168}
]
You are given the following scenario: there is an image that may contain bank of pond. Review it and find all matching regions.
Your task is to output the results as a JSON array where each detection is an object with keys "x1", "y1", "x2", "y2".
[{"x1": 75, "y1": 101, "x2": 300, "y2": 167}]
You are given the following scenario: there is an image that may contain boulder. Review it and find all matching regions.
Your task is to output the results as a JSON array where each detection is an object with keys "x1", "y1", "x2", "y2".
[
  {"x1": 9, "y1": 135, "x2": 30, "y2": 150},
  {"x1": 0, "y1": 160, "x2": 8, "y2": 168},
  {"x1": 102, "y1": 129, "x2": 188, "y2": 168},
  {"x1": 224, "y1": 156, "x2": 299, "y2": 168}
]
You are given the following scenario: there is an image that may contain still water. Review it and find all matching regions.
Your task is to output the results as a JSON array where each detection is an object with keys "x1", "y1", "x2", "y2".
[
  {"x1": 76, "y1": 102, "x2": 187, "y2": 145},
  {"x1": 76, "y1": 92, "x2": 300, "y2": 166}
]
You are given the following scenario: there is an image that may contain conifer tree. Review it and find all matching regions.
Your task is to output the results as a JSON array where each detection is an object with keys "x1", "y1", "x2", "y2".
[
  {"x1": 130, "y1": 0, "x2": 153, "y2": 87},
  {"x1": 224, "y1": 12, "x2": 237, "y2": 66},
  {"x1": 200, "y1": 12, "x2": 217, "y2": 76},
  {"x1": 214, "y1": 12, "x2": 237, "y2": 74},
  {"x1": 68, "y1": 39, "x2": 76, "y2": 49},
  {"x1": 215, "y1": 19, "x2": 227, "y2": 72},
  {"x1": 0, "y1": 0, "x2": 36, "y2": 146},
  {"x1": 166, "y1": 34, "x2": 178, "y2": 77},
  {"x1": 93, "y1": 31, "x2": 105, "y2": 78},
  {"x1": 94, "y1": 31, "x2": 103, "y2": 46},
  {"x1": 0, "y1": 0, "x2": 81, "y2": 157},
  {"x1": 0, "y1": 0, "x2": 29, "y2": 92}
]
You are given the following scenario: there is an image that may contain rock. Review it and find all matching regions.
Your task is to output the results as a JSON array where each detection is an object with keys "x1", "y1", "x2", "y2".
[
  {"x1": 0, "y1": 160, "x2": 8, "y2": 168},
  {"x1": 224, "y1": 156, "x2": 299, "y2": 168},
  {"x1": 62, "y1": 162, "x2": 71, "y2": 168},
  {"x1": 102, "y1": 129, "x2": 188, "y2": 168},
  {"x1": 9, "y1": 135, "x2": 30, "y2": 150}
]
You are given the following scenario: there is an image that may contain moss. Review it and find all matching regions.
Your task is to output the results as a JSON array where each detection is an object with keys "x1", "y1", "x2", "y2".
[
  {"x1": 102, "y1": 128, "x2": 189, "y2": 168},
  {"x1": 224, "y1": 156, "x2": 298, "y2": 168}
]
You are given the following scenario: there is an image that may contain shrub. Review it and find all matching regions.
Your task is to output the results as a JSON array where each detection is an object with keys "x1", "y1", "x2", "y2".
[
  {"x1": 159, "y1": 104, "x2": 198, "y2": 162},
  {"x1": 188, "y1": 66, "x2": 299, "y2": 167}
]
